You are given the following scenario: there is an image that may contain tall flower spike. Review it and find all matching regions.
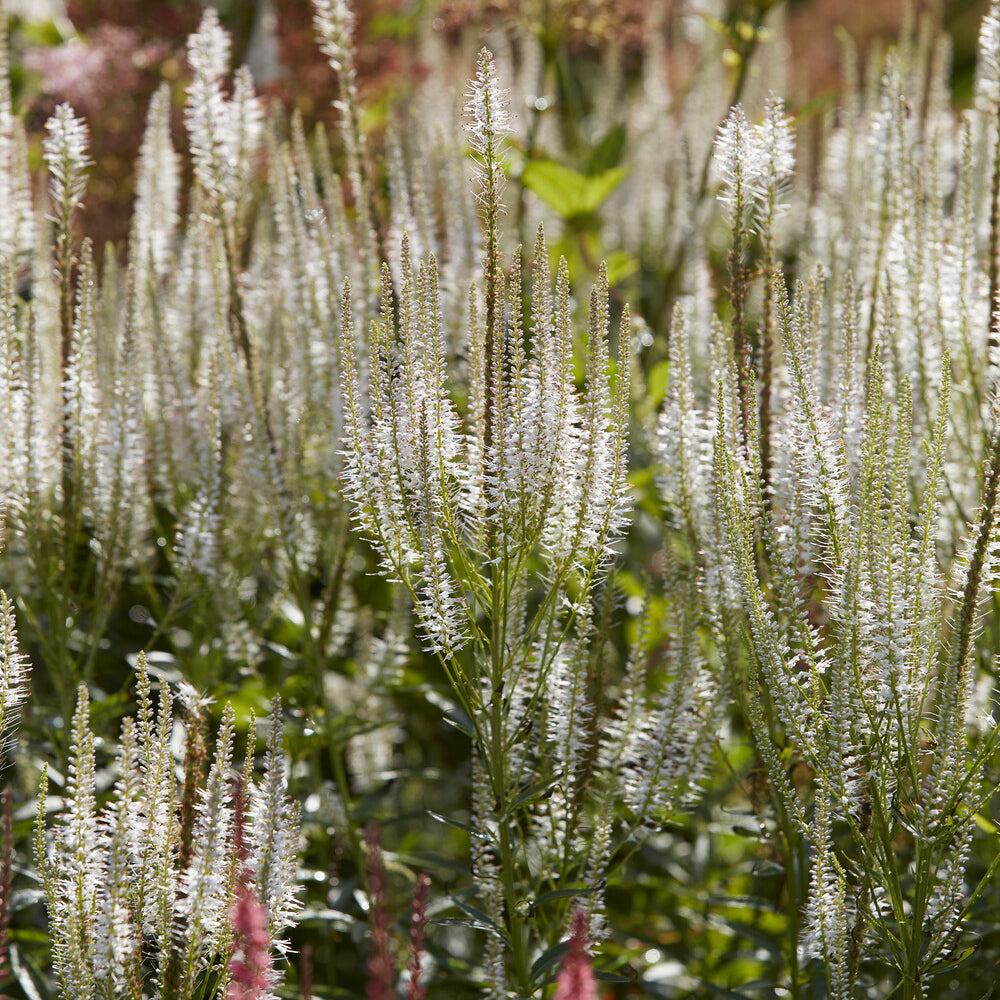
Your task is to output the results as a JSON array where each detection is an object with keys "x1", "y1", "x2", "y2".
[
  {"x1": 753, "y1": 93, "x2": 795, "y2": 209},
  {"x1": 311, "y1": 0, "x2": 379, "y2": 304},
  {"x1": 43, "y1": 102, "x2": 90, "y2": 220},
  {"x1": 466, "y1": 48, "x2": 510, "y2": 461},
  {"x1": 714, "y1": 103, "x2": 764, "y2": 225},
  {"x1": 0, "y1": 591, "x2": 29, "y2": 769},
  {"x1": 312, "y1": 0, "x2": 355, "y2": 77},
  {"x1": 0, "y1": 17, "x2": 35, "y2": 265},
  {"x1": 46, "y1": 103, "x2": 91, "y2": 521},
  {"x1": 465, "y1": 47, "x2": 511, "y2": 208},
  {"x1": 976, "y1": 0, "x2": 1000, "y2": 111},
  {"x1": 249, "y1": 697, "x2": 301, "y2": 943},
  {"x1": 185, "y1": 9, "x2": 262, "y2": 223},
  {"x1": 364, "y1": 825, "x2": 394, "y2": 1000},
  {"x1": 406, "y1": 874, "x2": 430, "y2": 1000},
  {"x1": 0, "y1": 265, "x2": 30, "y2": 516},
  {"x1": 132, "y1": 82, "x2": 179, "y2": 280}
]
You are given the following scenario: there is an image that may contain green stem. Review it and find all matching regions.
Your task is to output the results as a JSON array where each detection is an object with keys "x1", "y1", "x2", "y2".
[
  {"x1": 486, "y1": 641, "x2": 533, "y2": 997},
  {"x1": 987, "y1": 119, "x2": 1000, "y2": 383}
]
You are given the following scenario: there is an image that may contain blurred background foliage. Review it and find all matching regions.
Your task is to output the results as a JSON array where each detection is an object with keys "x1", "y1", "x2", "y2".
[{"x1": 1, "y1": 0, "x2": 988, "y2": 257}]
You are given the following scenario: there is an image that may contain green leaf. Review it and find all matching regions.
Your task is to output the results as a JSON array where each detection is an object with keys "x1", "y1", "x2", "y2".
[
  {"x1": 8, "y1": 889, "x2": 46, "y2": 913},
  {"x1": 386, "y1": 850, "x2": 469, "y2": 875},
  {"x1": 433, "y1": 898, "x2": 509, "y2": 940},
  {"x1": 451, "y1": 897, "x2": 502, "y2": 930},
  {"x1": 605, "y1": 249, "x2": 638, "y2": 286},
  {"x1": 296, "y1": 907, "x2": 358, "y2": 930},
  {"x1": 521, "y1": 160, "x2": 630, "y2": 220},
  {"x1": 645, "y1": 361, "x2": 671, "y2": 408},
  {"x1": 534, "y1": 885, "x2": 597, "y2": 905},
  {"x1": 706, "y1": 894, "x2": 780, "y2": 912},
  {"x1": 586, "y1": 123, "x2": 627, "y2": 174},
  {"x1": 531, "y1": 941, "x2": 568, "y2": 979},
  {"x1": 510, "y1": 773, "x2": 562, "y2": 810},
  {"x1": 9, "y1": 945, "x2": 53, "y2": 1000},
  {"x1": 751, "y1": 859, "x2": 785, "y2": 876},
  {"x1": 426, "y1": 810, "x2": 488, "y2": 840},
  {"x1": 431, "y1": 916, "x2": 500, "y2": 934},
  {"x1": 594, "y1": 968, "x2": 637, "y2": 984},
  {"x1": 974, "y1": 812, "x2": 998, "y2": 836},
  {"x1": 699, "y1": 981, "x2": 757, "y2": 1000},
  {"x1": 423, "y1": 688, "x2": 475, "y2": 737}
]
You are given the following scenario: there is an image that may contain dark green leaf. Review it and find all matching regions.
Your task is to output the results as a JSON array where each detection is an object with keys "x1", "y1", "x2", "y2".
[
  {"x1": 699, "y1": 981, "x2": 756, "y2": 1000},
  {"x1": 531, "y1": 941, "x2": 569, "y2": 979},
  {"x1": 426, "y1": 810, "x2": 487, "y2": 840},
  {"x1": 534, "y1": 886, "x2": 597, "y2": 905},
  {"x1": 511, "y1": 774, "x2": 562, "y2": 810},
  {"x1": 430, "y1": 916, "x2": 500, "y2": 934},
  {"x1": 586, "y1": 124, "x2": 627, "y2": 174},
  {"x1": 441, "y1": 712, "x2": 474, "y2": 738},
  {"x1": 751, "y1": 859, "x2": 785, "y2": 876},
  {"x1": 594, "y1": 968, "x2": 637, "y2": 984},
  {"x1": 451, "y1": 897, "x2": 505, "y2": 935}
]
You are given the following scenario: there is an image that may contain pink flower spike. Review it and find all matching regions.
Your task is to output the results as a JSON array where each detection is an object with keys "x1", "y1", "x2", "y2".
[
  {"x1": 554, "y1": 909, "x2": 597, "y2": 1000},
  {"x1": 364, "y1": 824, "x2": 395, "y2": 1000},
  {"x1": 228, "y1": 884, "x2": 274, "y2": 1000},
  {"x1": 406, "y1": 874, "x2": 431, "y2": 1000}
]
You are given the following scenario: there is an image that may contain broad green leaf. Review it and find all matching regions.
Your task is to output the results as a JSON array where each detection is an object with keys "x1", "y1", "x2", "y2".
[
  {"x1": 521, "y1": 160, "x2": 630, "y2": 220},
  {"x1": 433, "y1": 898, "x2": 509, "y2": 939}
]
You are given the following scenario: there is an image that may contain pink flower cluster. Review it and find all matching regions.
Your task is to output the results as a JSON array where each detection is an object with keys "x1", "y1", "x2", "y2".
[
  {"x1": 227, "y1": 885, "x2": 274, "y2": 1000},
  {"x1": 554, "y1": 909, "x2": 597, "y2": 1000},
  {"x1": 25, "y1": 26, "x2": 166, "y2": 111}
]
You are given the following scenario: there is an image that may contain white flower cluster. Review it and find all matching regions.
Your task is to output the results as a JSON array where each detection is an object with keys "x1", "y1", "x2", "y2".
[
  {"x1": 339, "y1": 232, "x2": 630, "y2": 656},
  {"x1": 713, "y1": 95, "x2": 794, "y2": 225},
  {"x1": 660, "y1": 5, "x2": 1000, "y2": 971},
  {"x1": 0, "y1": 590, "x2": 28, "y2": 769},
  {"x1": 0, "y1": 19, "x2": 34, "y2": 265},
  {"x1": 43, "y1": 102, "x2": 91, "y2": 219},
  {"x1": 465, "y1": 48, "x2": 512, "y2": 160},
  {"x1": 38, "y1": 660, "x2": 300, "y2": 1000},
  {"x1": 465, "y1": 47, "x2": 511, "y2": 213},
  {"x1": 976, "y1": 0, "x2": 1000, "y2": 111},
  {"x1": 185, "y1": 8, "x2": 263, "y2": 225},
  {"x1": 312, "y1": 0, "x2": 355, "y2": 76},
  {"x1": 131, "y1": 84, "x2": 179, "y2": 281}
]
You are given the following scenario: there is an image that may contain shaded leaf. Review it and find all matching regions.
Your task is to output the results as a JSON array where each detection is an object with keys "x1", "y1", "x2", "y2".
[
  {"x1": 586, "y1": 124, "x2": 627, "y2": 174},
  {"x1": 426, "y1": 810, "x2": 490, "y2": 840},
  {"x1": 534, "y1": 885, "x2": 597, "y2": 905}
]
